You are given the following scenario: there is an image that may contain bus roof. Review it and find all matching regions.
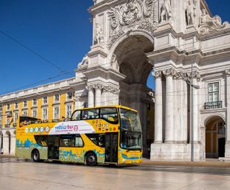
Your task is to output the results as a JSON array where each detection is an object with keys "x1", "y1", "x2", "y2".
[{"x1": 79, "y1": 105, "x2": 138, "y2": 112}]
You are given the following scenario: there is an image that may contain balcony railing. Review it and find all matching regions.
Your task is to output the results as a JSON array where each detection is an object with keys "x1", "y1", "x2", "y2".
[{"x1": 204, "y1": 101, "x2": 222, "y2": 109}]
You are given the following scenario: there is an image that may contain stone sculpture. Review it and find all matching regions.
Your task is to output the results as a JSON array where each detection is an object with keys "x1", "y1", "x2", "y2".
[
  {"x1": 108, "y1": 0, "x2": 157, "y2": 49},
  {"x1": 186, "y1": 0, "x2": 196, "y2": 25},
  {"x1": 160, "y1": 0, "x2": 172, "y2": 23},
  {"x1": 199, "y1": 9, "x2": 230, "y2": 35},
  {"x1": 94, "y1": 23, "x2": 104, "y2": 45}
]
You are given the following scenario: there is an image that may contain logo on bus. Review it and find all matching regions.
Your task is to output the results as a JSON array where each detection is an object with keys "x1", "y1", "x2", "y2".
[{"x1": 54, "y1": 124, "x2": 79, "y2": 133}]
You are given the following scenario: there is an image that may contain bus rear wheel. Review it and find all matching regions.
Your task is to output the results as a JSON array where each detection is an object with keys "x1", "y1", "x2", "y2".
[
  {"x1": 86, "y1": 152, "x2": 97, "y2": 166},
  {"x1": 32, "y1": 150, "x2": 40, "y2": 162}
]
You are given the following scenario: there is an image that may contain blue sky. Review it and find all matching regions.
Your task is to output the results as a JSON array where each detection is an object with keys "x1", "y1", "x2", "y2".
[{"x1": 0, "y1": 0, "x2": 229, "y2": 95}]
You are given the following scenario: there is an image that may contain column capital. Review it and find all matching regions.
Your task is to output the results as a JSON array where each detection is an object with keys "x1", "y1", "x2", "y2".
[
  {"x1": 187, "y1": 71, "x2": 201, "y2": 81},
  {"x1": 87, "y1": 83, "x2": 104, "y2": 91},
  {"x1": 152, "y1": 71, "x2": 162, "y2": 78},
  {"x1": 75, "y1": 96, "x2": 81, "y2": 102},
  {"x1": 163, "y1": 68, "x2": 176, "y2": 77},
  {"x1": 103, "y1": 86, "x2": 120, "y2": 94},
  {"x1": 173, "y1": 71, "x2": 184, "y2": 80},
  {"x1": 225, "y1": 69, "x2": 230, "y2": 76},
  {"x1": 94, "y1": 83, "x2": 103, "y2": 90},
  {"x1": 86, "y1": 85, "x2": 94, "y2": 91}
]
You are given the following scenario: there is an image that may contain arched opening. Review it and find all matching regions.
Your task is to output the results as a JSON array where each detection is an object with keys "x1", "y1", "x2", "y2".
[
  {"x1": 205, "y1": 116, "x2": 226, "y2": 158},
  {"x1": 113, "y1": 35, "x2": 154, "y2": 157},
  {"x1": 6, "y1": 131, "x2": 11, "y2": 154},
  {"x1": 0, "y1": 132, "x2": 3, "y2": 154}
]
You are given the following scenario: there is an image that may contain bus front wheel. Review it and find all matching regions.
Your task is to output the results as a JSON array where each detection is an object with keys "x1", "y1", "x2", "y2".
[
  {"x1": 32, "y1": 150, "x2": 40, "y2": 162},
  {"x1": 86, "y1": 152, "x2": 97, "y2": 166}
]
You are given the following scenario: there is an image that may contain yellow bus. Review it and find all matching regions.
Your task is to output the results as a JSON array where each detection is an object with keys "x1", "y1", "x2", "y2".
[{"x1": 16, "y1": 105, "x2": 142, "y2": 166}]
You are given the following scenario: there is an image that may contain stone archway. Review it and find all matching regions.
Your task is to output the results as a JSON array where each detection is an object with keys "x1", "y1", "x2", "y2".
[
  {"x1": 112, "y1": 34, "x2": 154, "y2": 156},
  {"x1": 205, "y1": 116, "x2": 226, "y2": 158},
  {"x1": 0, "y1": 131, "x2": 3, "y2": 153},
  {"x1": 5, "y1": 131, "x2": 11, "y2": 154}
]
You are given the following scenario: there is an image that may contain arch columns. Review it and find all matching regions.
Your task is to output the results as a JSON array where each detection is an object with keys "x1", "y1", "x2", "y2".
[
  {"x1": 95, "y1": 84, "x2": 102, "y2": 107},
  {"x1": 152, "y1": 71, "x2": 163, "y2": 143},
  {"x1": 87, "y1": 83, "x2": 121, "y2": 108},
  {"x1": 225, "y1": 70, "x2": 230, "y2": 158},
  {"x1": 163, "y1": 69, "x2": 176, "y2": 143},
  {"x1": 87, "y1": 85, "x2": 95, "y2": 108},
  {"x1": 151, "y1": 66, "x2": 203, "y2": 160}
]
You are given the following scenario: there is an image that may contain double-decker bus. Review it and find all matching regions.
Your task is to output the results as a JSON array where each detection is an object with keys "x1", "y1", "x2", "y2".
[{"x1": 16, "y1": 105, "x2": 142, "y2": 166}]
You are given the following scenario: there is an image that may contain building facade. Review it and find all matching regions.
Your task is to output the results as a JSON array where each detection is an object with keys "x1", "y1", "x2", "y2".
[
  {"x1": 1, "y1": 0, "x2": 230, "y2": 160},
  {"x1": 0, "y1": 78, "x2": 76, "y2": 155}
]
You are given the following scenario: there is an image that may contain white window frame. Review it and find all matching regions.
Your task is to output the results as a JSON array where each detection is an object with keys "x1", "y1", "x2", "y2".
[
  {"x1": 43, "y1": 97, "x2": 48, "y2": 104},
  {"x1": 53, "y1": 106, "x2": 59, "y2": 120},
  {"x1": 23, "y1": 101, "x2": 27, "y2": 108},
  {"x1": 54, "y1": 94, "x2": 60, "y2": 102},
  {"x1": 66, "y1": 104, "x2": 73, "y2": 119},
  {"x1": 6, "y1": 104, "x2": 10, "y2": 110},
  {"x1": 14, "y1": 112, "x2": 19, "y2": 124},
  {"x1": 15, "y1": 102, "x2": 18, "y2": 109},
  {"x1": 23, "y1": 110, "x2": 28, "y2": 116},
  {"x1": 6, "y1": 117, "x2": 11, "y2": 125},
  {"x1": 67, "y1": 92, "x2": 73, "y2": 100},
  {"x1": 42, "y1": 108, "x2": 48, "y2": 120},
  {"x1": 207, "y1": 81, "x2": 220, "y2": 103},
  {"x1": 33, "y1": 98, "x2": 37, "y2": 106},
  {"x1": 32, "y1": 109, "x2": 37, "y2": 118}
]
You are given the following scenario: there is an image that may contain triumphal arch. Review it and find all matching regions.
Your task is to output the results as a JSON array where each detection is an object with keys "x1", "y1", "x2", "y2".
[{"x1": 74, "y1": 0, "x2": 230, "y2": 160}]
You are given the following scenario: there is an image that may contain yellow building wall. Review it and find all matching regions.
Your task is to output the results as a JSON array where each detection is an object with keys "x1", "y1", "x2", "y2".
[
  {"x1": 2, "y1": 104, "x2": 7, "y2": 127},
  {"x1": 48, "y1": 95, "x2": 53, "y2": 120},
  {"x1": 1, "y1": 91, "x2": 75, "y2": 126},
  {"x1": 27, "y1": 99, "x2": 32, "y2": 117},
  {"x1": 60, "y1": 92, "x2": 66, "y2": 118},
  {"x1": 37, "y1": 97, "x2": 42, "y2": 119}
]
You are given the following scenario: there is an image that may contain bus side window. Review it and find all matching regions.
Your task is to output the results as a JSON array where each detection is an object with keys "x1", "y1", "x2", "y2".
[
  {"x1": 75, "y1": 135, "x2": 84, "y2": 147},
  {"x1": 71, "y1": 110, "x2": 81, "y2": 121},
  {"x1": 35, "y1": 136, "x2": 48, "y2": 147},
  {"x1": 82, "y1": 109, "x2": 99, "y2": 120},
  {"x1": 60, "y1": 136, "x2": 75, "y2": 147},
  {"x1": 86, "y1": 134, "x2": 105, "y2": 147},
  {"x1": 100, "y1": 108, "x2": 118, "y2": 124}
]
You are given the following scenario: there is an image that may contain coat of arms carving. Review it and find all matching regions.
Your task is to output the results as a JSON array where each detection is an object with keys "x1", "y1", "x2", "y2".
[{"x1": 108, "y1": 0, "x2": 158, "y2": 49}]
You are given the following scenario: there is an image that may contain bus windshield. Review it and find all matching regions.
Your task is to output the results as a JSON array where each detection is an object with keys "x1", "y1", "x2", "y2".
[
  {"x1": 120, "y1": 109, "x2": 142, "y2": 132},
  {"x1": 120, "y1": 109, "x2": 142, "y2": 150}
]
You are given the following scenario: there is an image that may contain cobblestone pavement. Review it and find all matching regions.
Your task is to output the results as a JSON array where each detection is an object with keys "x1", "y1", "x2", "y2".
[{"x1": 1, "y1": 157, "x2": 230, "y2": 190}]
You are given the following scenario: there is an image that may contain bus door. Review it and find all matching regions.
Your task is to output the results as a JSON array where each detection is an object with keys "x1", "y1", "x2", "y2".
[
  {"x1": 105, "y1": 133, "x2": 118, "y2": 163},
  {"x1": 48, "y1": 136, "x2": 59, "y2": 159}
]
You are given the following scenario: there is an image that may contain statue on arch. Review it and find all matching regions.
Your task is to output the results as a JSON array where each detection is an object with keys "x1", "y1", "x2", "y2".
[
  {"x1": 160, "y1": 0, "x2": 172, "y2": 23},
  {"x1": 199, "y1": 9, "x2": 230, "y2": 35},
  {"x1": 94, "y1": 23, "x2": 104, "y2": 45},
  {"x1": 186, "y1": 0, "x2": 196, "y2": 25}
]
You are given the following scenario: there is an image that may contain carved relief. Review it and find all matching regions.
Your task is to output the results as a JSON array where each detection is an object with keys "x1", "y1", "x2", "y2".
[
  {"x1": 111, "y1": 54, "x2": 119, "y2": 70},
  {"x1": 160, "y1": 0, "x2": 172, "y2": 23},
  {"x1": 108, "y1": 0, "x2": 158, "y2": 49},
  {"x1": 187, "y1": 70, "x2": 201, "y2": 81},
  {"x1": 186, "y1": 0, "x2": 196, "y2": 26},
  {"x1": 163, "y1": 68, "x2": 176, "y2": 77},
  {"x1": 103, "y1": 86, "x2": 120, "y2": 94},
  {"x1": 94, "y1": 23, "x2": 104, "y2": 45},
  {"x1": 152, "y1": 70, "x2": 162, "y2": 78},
  {"x1": 78, "y1": 56, "x2": 89, "y2": 69},
  {"x1": 94, "y1": 83, "x2": 103, "y2": 90},
  {"x1": 199, "y1": 9, "x2": 230, "y2": 35},
  {"x1": 173, "y1": 72, "x2": 184, "y2": 80},
  {"x1": 86, "y1": 85, "x2": 94, "y2": 91}
]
